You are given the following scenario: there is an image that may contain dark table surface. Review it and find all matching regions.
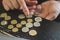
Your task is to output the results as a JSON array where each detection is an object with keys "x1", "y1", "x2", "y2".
[{"x1": 0, "y1": 5, "x2": 60, "y2": 40}]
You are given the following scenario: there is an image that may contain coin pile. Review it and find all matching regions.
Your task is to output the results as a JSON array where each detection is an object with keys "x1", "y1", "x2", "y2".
[
  {"x1": 0, "y1": 13, "x2": 11, "y2": 21},
  {"x1": 0, "y1": 13, "x2": 42, "y2": 36}
]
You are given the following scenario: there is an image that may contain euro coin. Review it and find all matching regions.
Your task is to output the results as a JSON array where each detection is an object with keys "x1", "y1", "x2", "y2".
[
  {"x1": 26, "y1": 23, "x2": 33, "y2": 28},
  {"x1": 34, "y1": 22, "x2": 40, "y2": 27},
  {"x1": 1, "y1": 21, "x2": 8, "y2": 25},
  {"x1": 22, "y1": 27, "x2": 29, "y2": 33},
  {"x1": 16, "y1": 23, "x2": 22, "y2": 28},
  {"x1": 21, "y1": 20, "x2": 26, "y2": 25},
  {"x1": 18, "y1": 14, "x2": 25, "y2": 19},
  {"x1": 0, "y1": 13, "x2": 7, "y2": 17},
  {"x1": 26, "y1": 15, "x2": 32, "y2": 18},
  {"x1": 8, "y1": 25, "x2": 14, "y2": 29},
  {"x1": 35, "y1": 17, "x2": 42, "y2": 22},
  {"x1": 5, "y1": 16, "x2": 11, "y2": 20},
  {"x1": 29, "y1": 30, "x2": 37, "y2": 36},
  {"x1": 11, "y1": 20, "x2": 17, "y2": 24},
  {"x1": 27, "y1": 19, "x2": 33, "y2": 23},
  {"x1": 12, "y1": 28, "x2": 18, "y2": 32}
]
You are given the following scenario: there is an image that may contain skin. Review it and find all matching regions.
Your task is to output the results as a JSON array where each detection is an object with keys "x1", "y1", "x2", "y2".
[
  {"x1": 2, "y1": 0, "x2": 60, "y2": 20},
  {"x1": 2, "y1": 0, "x2": 38, "y2": 15},
  {"x1": 35, "y1": 1, "x2": 60, "y2": 20}
]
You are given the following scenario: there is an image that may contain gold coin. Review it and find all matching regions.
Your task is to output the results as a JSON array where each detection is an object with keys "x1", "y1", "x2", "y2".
[
  {"x1": 18, "y1": 14, "x2": 25, "y2": 19},
  {"x1": 26, "y1": 15, "x2": 32, "y2": 18},
  {"x1": 12, "y1": 28, "x2": 18, "y2": 32},
  {"x1": 34, "y1": 22, "x2": 40, "y2": 27},
  {"x1": 26, "y1": 23, "x2": 33, "y2": 28},
  {"x1": 22, "y1": 27, "x2": 29, "y2": 33},
  {"x1": 0, "y1": 13, "x2": 7, "y2": 17},
  {"x1": 29, "y1": 30, "x2": 37, "y2": 36},
  {"x1": 5, "y1": 16, "x2": 11, "y2": 20},
  {"x1": 35, "y1": 17, "x2": 42, "y2": 22},
  {"x1": 16, "y1": 23, "x2": 22, "y2": 28},
  {"x1": 27, "y1": 19, "x2": 33, "y2": 23},
  {"x1": 11, "y1": 20, "x2": 17, "y2": 24},
  {"x1": 1, "y1": 21, "x2": 8, "y2": 25},
  {"x1": 8, "y1": 25, "x2": 14, "y2": 29},
  {"x1": 21, "y1": 20, "x2": 26, "y2": 25}
]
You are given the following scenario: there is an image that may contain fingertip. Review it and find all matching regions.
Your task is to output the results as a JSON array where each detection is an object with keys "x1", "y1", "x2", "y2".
[{"x1": 37, "y1": 5, "x2": 41, "y2": 10}]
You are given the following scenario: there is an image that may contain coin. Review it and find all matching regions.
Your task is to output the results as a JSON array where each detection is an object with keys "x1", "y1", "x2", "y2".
[
  {"x1": 16, "y1": 23, "x2": 22, "y2": 28},
  {"x1": 5, "y1": 16, "x2": 11, "y2": 20},
  {"x1": 1, "y1": 21, "x2": 8, "y2": 25},
  {"x1": 11, "y1": 20, "x2": 17, "y2": 24},
  {"x1": 34, "y1": 22, "x2": 40, "y2": 27},
  {"x1": 29, "y1": 30, "x2": 37, "y2": 36},
  {"x1": 21, "y1": 20, "x2": 26, "y2": 25},
  {"x1": 27, "y1": 19, "x2": 33, "y2": 23},
  {"x1": 35, "y1": 17, "x2": 42, "y2": 22},
  {"x1": 22, "y1": 27, "x2": 29, "y2": 33},
  {"x1": 12, "y1": 28, "x2": 18, "y2": 32},
  {"x1": 0, "y1": 13, "x2": 7, "y2": 17},
  {"x1": 26, "y1": 23, "x2": 33, "y2": 28},
  {"x1": 18, "y1": 14, "x2": 25, "y2": 19},
  {"x1": 26, "y1": 15, "x2": 32, "y2": 18},
  {"x1": 8, "y1": 25, "x2": 14, "y2": 29}
]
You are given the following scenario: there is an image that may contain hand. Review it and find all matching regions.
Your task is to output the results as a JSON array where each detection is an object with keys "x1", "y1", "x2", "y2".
[
  {"x1": 35, "y1": 1, "x2": 60, "y2": 21},
  {"x1": 2, "y1": 0, "x2": 37, "y2": 15}
]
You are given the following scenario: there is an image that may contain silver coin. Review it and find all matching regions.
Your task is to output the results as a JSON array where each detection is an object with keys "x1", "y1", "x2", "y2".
[
  {"x1": 1, "y1": 21, "x2": 8, "y2": 25},
  {"x1": 35, "y1": 17, "x2": 42, "y2": 22},
  {"x1": 22, "y1": 27, "x2": 29, "y2": 33},
  {"x1": 34, "y1": 22, "x2": 40, "y2": 27},
  {"x1": 26, "y1": 23, "x2": 33, "y2": 28}
]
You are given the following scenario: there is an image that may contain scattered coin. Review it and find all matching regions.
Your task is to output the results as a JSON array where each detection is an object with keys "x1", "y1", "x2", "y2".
[
  {"x1": 0, "y1": 13, "x2": 7, "y2": 17},
  {"x1": 34, "y1": 22, "x2": 40, "y2": 27},
  {"x1": 29, "y1": 30, "x2": 37, "y2": 36},
  {"x1": 21, "y1": 20, "x2": 26, "y2": 25},
  {"x1": 26, "y1": 23, "x2": 33, "y2": 28},
  {"x1": 16, "y1": 23, "x2": 22, "y2": 28},
  {"x1": 22, "y1": 27, "x2": 29, "y2": 33},
  {"x1": 8, "y1": 25, "x2": 14, "y2": 29},
  {"x1": 11, "y1": 20, "x2": 17, "y2": 24},
  {"x1": 1, "y1": 21, "x2": 8, "y2": 25},
  {"x1": 35, "y1": 17, "x2": 42, "y2": 22},
  {"x1": 12, "y1": 27, "x2": 18, "y2": 32},
  {"x1": 18, "y1": 14, "x2": 25, "y2": 19},
  {"x1": 27, "y1": 19, "x2": 33, "y2": 23},
  {"x1": 5, "y1": 16, "x2": 11, "y2": 20}
]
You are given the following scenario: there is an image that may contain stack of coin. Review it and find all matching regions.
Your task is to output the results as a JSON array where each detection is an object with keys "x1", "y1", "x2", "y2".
[
  {"x1": 11, "y1": 20, "x2": 17, "y2": 24},
  {"x1": 8, "y1": 25, "x2": 14, "y2": 29},
  {"x1": 16, "y1": 23, "x2": 22, "y2": 28},
  {"x1": 21, "y1": 20, "x2": 26, "y2": 25},
  {"x1": 22, "y1": 27, "x2": 29, "y2": 33},
  {"x1": 1, "y1": 21, "x2": 8, "y2": 25},
  {"x1": 5, "y1": 16, "x2": 11, "y2": 20},
  {"x1": 26, "y1": 22, "x2": 33, "y2": 28},
  {"x1": 27, "y1": 19, "x2": 33, "y2": 23},
  {"x1": 0, "y1": 13, "x2": 7, "y2": 17},
  {"x1": 12, "y1": 27, "x2": 18, "y2": 32},
  {"x1": 29, "y1": 30, "x2": 37, "y2": 36},
  {"x1": 26, "y1": 15, "x2": 32, "y2": 18},
  {"x1": 34, "y1": 22, "x2": 40, "y2": 27},
  {"x1": 35, "y1": 17, "x2": 42, "y2": 22},
  {"x1": 18, "y1": 14, "x2": 25, "y2": 19}
]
